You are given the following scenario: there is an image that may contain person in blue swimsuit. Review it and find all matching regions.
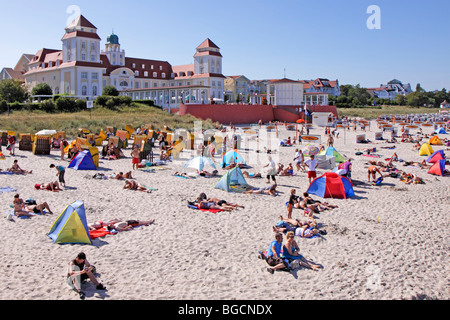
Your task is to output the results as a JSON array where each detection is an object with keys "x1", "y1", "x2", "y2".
[{"x1": 283, "y1": 231, "x2": 322, "y2": 271}]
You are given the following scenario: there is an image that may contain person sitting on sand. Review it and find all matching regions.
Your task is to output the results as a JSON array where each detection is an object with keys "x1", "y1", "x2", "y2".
[
  {"x1": 279, "y1": 163, "x2": 294, "y2": 176},
  {"x1": 13, "y1": 194, "x2": 53, "y2": 216},
  {"x1": 123, "y1": 180, "x2": 152, "y2": 193},
  {"x1": 283, "y1": 231, "x2": 322, "y2": 271},
  {"x1": 244, "y1": 184, "x2": 278, "y2": 196},
  {"x1": 106, "y1": 220, "x2": 155, "y2": 232},
  {"x1": 67, "y1": 252, "x2": 106, "y2": 300},
  {"x1": 262, "y1": 233, "x2": 289, "y2": 274},
  {"x1": 34, "y1": 181, "x2": 62, "y2": 192},
  {"x1": 8, "y1": 160, "x2": 32, "y2": 175}
]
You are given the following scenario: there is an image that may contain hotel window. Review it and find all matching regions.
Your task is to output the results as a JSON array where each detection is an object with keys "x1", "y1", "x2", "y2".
[
  {"x1": 92, "y1": 86, "x2": 98, "y2": 96},
  {"x1": 153, "y1": 72, "x2": 157, "y2": 78},
  {"x1": 159, "y1": 66, "x2": 162, "y2": 71},
  {"x1": 153, "y1": 83, "x2": 158, "y2": 88},
  {"x1": 82, "y1": 42, "x2": 86, "y2": 49},
  {"x1": 91, "y1": 43, "x2": 95, "y2": 51},
  {"x1": 142, "y1": 64, "x2": 145, "y2": 69},
  {"x1": 92, "y1": 73, "x2": 98, "y2": 80},
  {"x1": 81, "y1": 72, "x2": 88, "y2": 79},
  {"x1": 135, "y1": 71, "x2": 139, "y2": 76},
  {"x1": 91, "y1": 55, "x2": 95, "y2": 62},
  {"x1": 81, "y1": 53, "x2": 86, "y2": 61},
  {"x1": 151, "y1": 65, "x2": 154, "y2": 70},
  {"x1": 144, "y1": 71, "x2": 148, "y2": 77},
  {"x1": 162, "y1": 73, "x2": 166, "y2": 78},
  {"x1": 132, "y1": 63, "x2": 136, "y2": 68},
  {"x1": 162, "y1": 83, "x2": 166, "y2": 87},
  {"x1": 135, "y1": 82, "x2": 140, "y2": 89},
  {"x1": 82, "y1": 85, "x2": 87, "y2": 96},
  {"x1": 144, "y1": 82, "x2": 149, "y2": 88},
  {"x1": 120, "y1": 81, "x2": 128, "y2": 87}
]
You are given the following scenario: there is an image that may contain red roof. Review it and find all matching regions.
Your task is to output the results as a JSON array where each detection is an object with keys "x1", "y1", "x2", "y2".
[
  {"x1": 66, "y1": 15, "x2": 97, "y2": 30},
  {"x1": 62, "y1": 31, "x2": 101, "y2": 41},
  {"x1": 196, "y1": 38, "x2": 220, "y2": 50}
]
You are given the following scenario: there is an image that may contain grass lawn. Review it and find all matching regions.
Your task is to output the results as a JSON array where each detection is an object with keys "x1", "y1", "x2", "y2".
[{"x1": 0, "y1": 103, "x2": 216, "y2": 139}]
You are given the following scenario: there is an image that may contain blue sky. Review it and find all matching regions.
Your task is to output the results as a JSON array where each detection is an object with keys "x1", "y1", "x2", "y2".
[{"x1": 1, "y1": 0, "x2": 449, "y2": 91}]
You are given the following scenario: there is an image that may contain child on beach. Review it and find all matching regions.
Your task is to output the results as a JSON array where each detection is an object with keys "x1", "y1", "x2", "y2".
[
  {"x1": 287, "y1": 189, "x2": 299, "y2": 219},
  {"x1": 50, "y1": 164, "x2": 66, "y2": 187},
  {"x1": 131, "y1": 145, "x2": 140, "y2": 170}
]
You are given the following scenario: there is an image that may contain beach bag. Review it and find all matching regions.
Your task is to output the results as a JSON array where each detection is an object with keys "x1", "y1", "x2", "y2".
[{"x1": 6, "y1": 144, "x2": 11, "y2": 151}]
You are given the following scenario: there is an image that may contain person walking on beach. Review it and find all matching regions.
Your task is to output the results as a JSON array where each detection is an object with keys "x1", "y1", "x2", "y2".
[
  {"x1": 264, "y1": 156, "x2": 277, "y2": 184},
  {"x1": 67, "y1": 252, "x2": 106, "y2": 299},
  {"x1": 50, "y1": 164, "x2": 65, "y2": 187}
]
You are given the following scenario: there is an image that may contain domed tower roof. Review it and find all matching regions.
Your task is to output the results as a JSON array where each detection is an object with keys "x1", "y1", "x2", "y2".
[{"x1": 106, "y1": 32, "x2": 120, "y2": 45}]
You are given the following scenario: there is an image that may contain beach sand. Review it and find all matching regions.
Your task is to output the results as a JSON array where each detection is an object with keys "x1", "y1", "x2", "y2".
[{"x1": 0, "y1": 120, "x2": 448, "y2": 300}]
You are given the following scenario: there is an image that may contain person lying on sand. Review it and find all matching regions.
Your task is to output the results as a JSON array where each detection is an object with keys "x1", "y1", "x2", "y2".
[
  {"x1": 242, "y1": 171, "x2": 262, "y2": 178},
  {"x1": 34, "y1": 181, "x2": 62, "y2": 192},
  {"x1": 106, "y1": 220, "x2": 155, "y2": 232},
  {"x1": 88, "y1": 219, "x2": 122, "y2": 231},
  {"x1": 173, "y1": 172, "x2": 196, "y2": 179},
  {"x1": 195, "y1": 193, "x2": 245, "y2": 209},
  {"x1": 123, "y1": 180, "x2": 152, "y2": 193},
  {"x1": 195, "y1": 197, "x2": 236, "y2": 211},
  {"x1": 244, "y1": 184, "x2": 278, "y2": 196},
  {"x1": 198, "y1": 170, "x2": 219, "y2": 177},
  {"x1": 114, "y1": 171, "x2": 133, "y2": 180}
]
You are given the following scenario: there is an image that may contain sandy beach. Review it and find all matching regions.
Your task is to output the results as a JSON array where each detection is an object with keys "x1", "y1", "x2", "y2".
[{"x1": 0, "y1": 120, "x2": 448, "y2": 301}]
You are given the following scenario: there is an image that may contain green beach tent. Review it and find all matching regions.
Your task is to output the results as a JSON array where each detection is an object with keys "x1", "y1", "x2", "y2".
[
  {"x1": 319, "y1": 147, "x2": 345, "y2": 163},
  {"x1": 215, "y1": 167, "x2": 249, "y2": 193}
]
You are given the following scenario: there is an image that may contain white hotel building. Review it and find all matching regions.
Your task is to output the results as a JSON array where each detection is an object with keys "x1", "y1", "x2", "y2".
[{"x1": 20, "y1": 15, "x2": 225, "y2": 109}]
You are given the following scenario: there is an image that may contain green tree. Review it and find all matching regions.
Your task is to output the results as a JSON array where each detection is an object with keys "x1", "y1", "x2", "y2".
[
  {"x1": 31, "y1": 83, "x2": 53, "y2": 96},
  {"x1": 102, "y1": 85, "x2": 119, "y2": 96},
  {"x1": 0, "y1": 79, "x2": 27, "y2": 103},
  {"x1": 396, "y1": 94, "x2": 406, "y2": 106}
]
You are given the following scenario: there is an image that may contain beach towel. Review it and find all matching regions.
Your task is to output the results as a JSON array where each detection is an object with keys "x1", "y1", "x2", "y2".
[
  {"x1": 0, "y1": 187, "x2": 18, "y2": 194},
  {"x1": 362, "y1": 154, "x2": 382, "y2": 158},
  {"x1": 188, "y1": 204, "x2": 224, "y2": 213},
  {"x1": 89, "y1": 227, "x2": 112, "y2": 239}
]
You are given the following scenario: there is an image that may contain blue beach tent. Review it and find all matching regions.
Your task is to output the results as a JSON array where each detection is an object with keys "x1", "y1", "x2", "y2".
[
  {"x1": 435, "y1": 127, "x2": 447, "y2": 134},
  {"x1": 220, "y1": 149, "x2": 246, "y2": 168},
  {"x1": 47, "y1": 200, "x2": 92, "y2": 245},
  {"x1": 68, "y1": 150, "x2": 97, "y2": 170}
]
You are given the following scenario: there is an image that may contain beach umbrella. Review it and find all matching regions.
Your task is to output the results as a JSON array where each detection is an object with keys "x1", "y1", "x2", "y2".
[
  {"x1": 303, "y1": 144, "x2": 319, "y2": 157},
  {"x1": 183, "y1": 156, "x2": 216, "y2": 172}
]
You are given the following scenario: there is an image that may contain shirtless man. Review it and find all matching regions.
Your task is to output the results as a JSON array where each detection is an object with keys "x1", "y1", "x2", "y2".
[{"x1": 107, "y1": 220, "x2": 155, "y2": 232}]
